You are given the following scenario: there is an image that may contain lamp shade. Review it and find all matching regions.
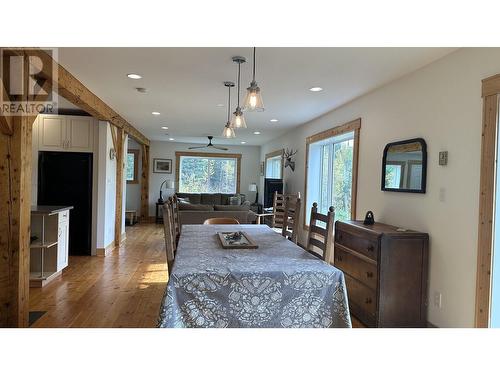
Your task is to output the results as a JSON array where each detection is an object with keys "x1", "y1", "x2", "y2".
[
  {"x1": 166, "y1": 180, "x2": 175, "y2": 189},
  {"x1": 222, "y1": 123, "x2": 236, "y2": 138},
  {"x1": 230, "y1": 107, "x2": 247, "y2": 129},
  {"x1": 243, "y1": 82, "x2": 264, "y2": 112},
  {"x1": 248, "y1": 183, "x2": 258, "y2": 192}
]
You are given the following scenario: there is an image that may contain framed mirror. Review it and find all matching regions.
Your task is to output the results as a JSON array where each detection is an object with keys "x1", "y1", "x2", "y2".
[{"x1": 381, "y1": 138, "x2": 427, "y2": 193}]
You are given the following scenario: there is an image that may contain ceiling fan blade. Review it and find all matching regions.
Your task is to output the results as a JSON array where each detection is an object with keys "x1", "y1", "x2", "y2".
[
  {"x1": 212, "y1": 146, "x2": 229, "y2": 151},
  {"x1": 188, "y1": 146, "x2": 207, "y2": 150}
]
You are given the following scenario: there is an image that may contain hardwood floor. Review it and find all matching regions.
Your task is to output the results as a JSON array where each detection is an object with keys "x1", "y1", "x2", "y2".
[{"x1": 29, "y1": 223, "x2": 168, "y2": 328}]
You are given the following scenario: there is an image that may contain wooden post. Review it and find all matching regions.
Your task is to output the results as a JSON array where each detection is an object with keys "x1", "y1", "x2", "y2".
[
  {"x1": 141, "y1": 144, "x2": 150, "y2": 222},
  {"x1": 0, "y1": 115, "x2": 33, "y2": 327},
  {"x1": 114, "y1": 127, "x2": 125, "y2": 245}
]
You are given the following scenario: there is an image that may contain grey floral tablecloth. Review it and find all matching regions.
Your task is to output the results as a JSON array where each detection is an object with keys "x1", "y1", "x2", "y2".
[{"x1": 158, "y1": 225, "x2": 351, "y2": 328}]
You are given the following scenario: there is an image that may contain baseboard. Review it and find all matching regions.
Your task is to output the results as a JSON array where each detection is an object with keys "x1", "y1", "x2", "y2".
[
  {"x1": 96, "y1": 241, "x2": 116, "y2": 257},
  {"x1": 121, "y1": 232, "x2": 127, "y2": 242},
  {"x1": 427, "y1": 321, "x2": 439, "y2": 328}
]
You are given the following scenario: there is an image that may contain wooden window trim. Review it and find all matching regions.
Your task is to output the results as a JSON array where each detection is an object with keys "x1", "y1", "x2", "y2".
[
  {"x1": 303, "y1": 118, "x2": 361, "y2": 230},
  {"x1": 265, "y1": 149, "x2": 284, "y2": 180},
  {"x1": 126, "y1": 149, "x2": 140, "y2": 184},
  {"x1": 475, "y1": 74, "x2": 500, "y2": 327},
  {"x1": 175, "y1": 151, "x2": 242, "y2": 194}
]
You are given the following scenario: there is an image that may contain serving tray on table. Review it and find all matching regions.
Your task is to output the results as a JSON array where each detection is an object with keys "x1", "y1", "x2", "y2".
[{"x1": 217, "y1": 231, "x2": 258, "y2": 249}]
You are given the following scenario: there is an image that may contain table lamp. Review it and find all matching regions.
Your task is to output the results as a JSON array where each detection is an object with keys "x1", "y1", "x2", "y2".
[
  {"x1": 158, "y1": 180, "x2": 175, "y2": 204},
  {"x1": 248, "y1": 183, "x2": 258, "y2": 204}
]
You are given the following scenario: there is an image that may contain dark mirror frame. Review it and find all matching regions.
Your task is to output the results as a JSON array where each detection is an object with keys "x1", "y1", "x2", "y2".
[{"x1": 381, "y1": 137, "x2": 427, "y2": 194}]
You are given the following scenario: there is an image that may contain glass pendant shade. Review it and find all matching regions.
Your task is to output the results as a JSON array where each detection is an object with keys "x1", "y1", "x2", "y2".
[
  {"x1": 230, "y1": 107, "x2": 247, "y2": 129},
  {"x1": 222, "y1": 122, "x2": 236, "y2": 138},
  {"x1": 243, "y1": 81, "x2": 264, "y2": 112}
]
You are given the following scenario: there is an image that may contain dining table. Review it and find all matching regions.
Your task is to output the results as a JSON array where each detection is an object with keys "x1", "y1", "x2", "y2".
[{"x1": 157, "y1": 224, "x2": 352, "y2": 328}]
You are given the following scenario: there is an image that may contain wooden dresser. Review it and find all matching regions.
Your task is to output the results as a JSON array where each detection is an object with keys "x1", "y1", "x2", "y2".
[{"x1": 334, "y1": 220, "x2": 429, "y2": 327}]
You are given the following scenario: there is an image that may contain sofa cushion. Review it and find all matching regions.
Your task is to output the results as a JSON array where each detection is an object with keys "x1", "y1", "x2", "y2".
[
  {"x1": 214, "y1": 204, "x2": 250, "y2": 211},
  {"x1": 179, "y1": 203, "x2": 214, "y2": 211},
  {"x1": 200, "y1": 193, "x2": 221, "y2": 205},
  {"x1": 228, "y1": 196, "x2": 241, "y2": 205},
  {"x1": 220, "y1": 194, "x2": 233, "y2": 205},
  {"x1": 177, "y1": 197, "x2": 190, "y2": 204},
  {"x1": 176, "y1": 193, "x2": 201, "y2": 204}
]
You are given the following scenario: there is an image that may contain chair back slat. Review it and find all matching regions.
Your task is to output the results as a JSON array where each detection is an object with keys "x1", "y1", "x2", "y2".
[
  {"x1": 306, "y1": 202, "x2": 335, "y2": 262},
  {"x1": 281, "y1": 196, "x2": 301, "y2": 244},
  {"x1": 163, "y1": 199, "x2": 176, "y2": 275},
  {"x1": 171, "y1": 194, "x2": 181, "y2": 243},
  {"x1": 272, "y1": 191, "x2": 301, "y2": 229}
]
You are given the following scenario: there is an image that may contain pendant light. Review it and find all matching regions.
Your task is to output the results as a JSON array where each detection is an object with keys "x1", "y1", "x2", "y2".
[
  {"x1": 243, "y1": 47, "x2": 264, "y2": 112},
  {"x1": 230, "y1": 56, "x2": 247, "y2": 129},
  {"x1": 222, "y1": 81, "x2": 236, "y2": 138}
]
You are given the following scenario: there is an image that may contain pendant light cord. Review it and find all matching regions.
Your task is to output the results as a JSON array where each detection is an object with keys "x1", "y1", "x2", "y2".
[
  {"x1": 237, "y1": 61, "x2": 241, "y2": 108},
  {"x1": 227, "y1": 85, "x2": 231, "y2": 122},
  {"x1": 253, "y1": 47, "x2": 256, "y2": 81}
]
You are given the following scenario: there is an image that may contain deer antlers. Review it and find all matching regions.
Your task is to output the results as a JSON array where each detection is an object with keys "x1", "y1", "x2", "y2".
[{"x1": 284, "y1": 148, "x2": 297, "y2": 159}]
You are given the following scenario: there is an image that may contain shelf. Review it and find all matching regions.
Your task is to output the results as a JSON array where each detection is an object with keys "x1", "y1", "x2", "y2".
[
  {"x1": 29, "y1": 270, "x2": 62, "y2": 288},
  {"x1": 30, "y1": 240, "x2": 58, "y2": 249}
]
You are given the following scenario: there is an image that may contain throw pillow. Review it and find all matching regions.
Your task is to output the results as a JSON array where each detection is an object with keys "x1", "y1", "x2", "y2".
[
  {"x1": 229, "y1": 196, "x2": 241, "y2": 205},
  {"x1": 177, "y1": 197, "x2": 190, "y2": 204}
]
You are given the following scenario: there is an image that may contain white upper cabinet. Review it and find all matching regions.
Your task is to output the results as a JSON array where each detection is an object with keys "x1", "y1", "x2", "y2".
[
  {"x1": 39, "y1": 116, "x2": 66, "y2": 150},
  {"x1": 38, "y1": 114, "x2": 95, "y2": 152}
]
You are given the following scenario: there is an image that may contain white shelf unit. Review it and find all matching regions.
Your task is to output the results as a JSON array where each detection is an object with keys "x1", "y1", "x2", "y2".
[{"x1": 30, "y1": 209, "x2": 70, "y2": 287}]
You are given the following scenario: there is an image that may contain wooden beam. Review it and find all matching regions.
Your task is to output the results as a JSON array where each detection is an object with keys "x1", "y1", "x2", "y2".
[
  {"x1": 19, "y1": 48, "x2": 149, "y2": 146},
  {"x1": 0, "y1": 79, "x2": 13, "y2": 135},
  {"x1": 140, "y1": 144, "x2": 150, "y2": 222},
  {"x1": 114, "y1": 128, "x2": 125, "y2": 245},
  {"x1": 0, "y1": 50, "x2": 33, "y2": 327},
  {"x1": 475, "y1": 94, "x2": 498, "y2": 327}
]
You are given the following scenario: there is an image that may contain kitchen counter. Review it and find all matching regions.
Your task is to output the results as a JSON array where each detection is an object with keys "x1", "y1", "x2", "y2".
[{"x1": 31, "y1": 205, "x2": 74, "y2": 215}]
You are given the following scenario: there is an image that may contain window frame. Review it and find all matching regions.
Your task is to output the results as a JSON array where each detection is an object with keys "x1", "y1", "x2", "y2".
[
  {"x1": 265, "y1": 149, "x2": 284, "y2": 180},
  {"x1": 126, "y1": 149, "x2": 140, "y2": 184},
  {"x1": 304, "y1": 118, "x2": 361, "y2": 229},
  {"x1": 174, "y1": 151, "x2": 242, "y2": 193}
]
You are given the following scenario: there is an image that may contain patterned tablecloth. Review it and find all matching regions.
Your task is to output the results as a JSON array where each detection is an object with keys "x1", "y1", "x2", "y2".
[{"x1": 158, "y1": 224, "x2": 351, "y2": 328}]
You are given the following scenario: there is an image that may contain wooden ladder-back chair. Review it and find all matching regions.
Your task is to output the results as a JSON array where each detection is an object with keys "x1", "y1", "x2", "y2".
[
  {"x1": 171, "y1": 195, "x2": 181, "y2": 245},
  {"x1": 282, "y1": 195, "x2": 301, "y2": 244},
  {"x1": 306, "y1": 202, "x2": 335, "y2": 263},
  {"x1": 271, "y1": 191, "x2": 301, "y2": 229},
  {"x1": 162, "y1": 199, "x2": 176, "y2": 275},
  {"x1": 203, "y1": 217, "x2": 240, "y2": 225}
]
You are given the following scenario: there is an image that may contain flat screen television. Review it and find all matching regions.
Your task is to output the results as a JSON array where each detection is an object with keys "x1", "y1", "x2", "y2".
[{"x1": 264, "y1": 178, "x2": 283, "y2": 209}]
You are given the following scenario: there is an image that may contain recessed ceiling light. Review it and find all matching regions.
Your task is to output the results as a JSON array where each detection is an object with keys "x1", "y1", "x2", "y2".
[
  {"x1": 168, "y1": 138, "x2": 175, "y2": 141},
  {"x1": 161, "y1": 126, "x2": 168, "y2": 130},
  {"x1": 127, "y1": 73, "x2": 142, "y2": 79},
  {"x1": 136, "y1": 87, "x2": 147, "y2": 93},
  {"x1": 240, "y1": 141, "x2": 246, "y2": 144},
  {"x1": 309, "y1": 87, "x2": 323, "y2": 92},
  {"x1": 253, "y1": 131, "x2": 261, "y2": 135},
  {"x1": 216, "y1": 104, "x2": 225, "y2": 107},
  {"x1": 270, "y1": 119, "x2": 279, "y2": 123},
  {"x1": 152, "y1": 111, "x2": 161, "y2": 115}
]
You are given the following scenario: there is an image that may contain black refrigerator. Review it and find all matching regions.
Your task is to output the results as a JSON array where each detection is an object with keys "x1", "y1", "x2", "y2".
[{"x1": 38, "y1": 151, "x2": 93, "y2": 256}]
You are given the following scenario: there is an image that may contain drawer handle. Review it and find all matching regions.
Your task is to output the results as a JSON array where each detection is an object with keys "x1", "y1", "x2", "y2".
[
  {"x1": 365, "y1": 297, "x2": 372, "y2": 304},
  {"x1": 367, "y1": 245, "x2": 374, "y2": 252},
  {"x1": 366, "y1": 271, "x2": 374, "y2": 278}
]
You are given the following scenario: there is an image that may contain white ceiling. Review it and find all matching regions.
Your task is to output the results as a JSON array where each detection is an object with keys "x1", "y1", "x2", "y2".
[{"x1": 58, "y1": 48, "x2": 456, "y2": 146}]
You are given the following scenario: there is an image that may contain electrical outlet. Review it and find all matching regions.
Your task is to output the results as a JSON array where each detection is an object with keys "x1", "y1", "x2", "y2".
[{"x1": 433, "y1": 292, "x2": 442, "y2": 309}]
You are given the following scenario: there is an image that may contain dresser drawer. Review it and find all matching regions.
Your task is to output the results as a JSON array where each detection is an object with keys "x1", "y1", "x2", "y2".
[
  {"x1": 345, "y1": 274, "x2": 377, "y2": 325},
  {"x1": 335, "y1": 229, "x2": 378, "y2": 260},
  {"x1": 335, "y1": 246, "x2": 378, "y2": 290}
]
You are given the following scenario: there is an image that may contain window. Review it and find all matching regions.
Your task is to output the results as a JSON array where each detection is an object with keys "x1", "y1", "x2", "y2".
[
  {"x1": 265, "y1": 150, "x2": 283, "y2": 179},
  {"x1": 126, "y1": 149, "x2": 139, "y2": 184},
  {"x1": 305, "y1": 119, "x2": 360, "y2": 227},
  {"x1": 175, "y1": 152, "x2": 241, "y2": 194}
]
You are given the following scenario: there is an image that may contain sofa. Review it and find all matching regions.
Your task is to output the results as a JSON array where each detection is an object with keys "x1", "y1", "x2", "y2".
[{"x1": 174, "y1": 193, "x2": 257, "y2": 225}]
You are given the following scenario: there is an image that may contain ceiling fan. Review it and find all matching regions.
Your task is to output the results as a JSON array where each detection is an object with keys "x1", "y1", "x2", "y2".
[{"x1": 188, "y1": 136, "x2": 228, "y2": 151}]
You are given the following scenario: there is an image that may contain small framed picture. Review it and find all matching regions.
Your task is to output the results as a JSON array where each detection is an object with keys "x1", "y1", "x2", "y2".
[
  {"x1": 153, "y1": 158, "x2": 172, "y2": 174},
  {"x1": 260, "y1": 161, "x2": 264, "y2": 176}
]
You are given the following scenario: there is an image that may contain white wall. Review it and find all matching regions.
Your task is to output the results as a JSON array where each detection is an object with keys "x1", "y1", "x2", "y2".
[
  {"x1": 148, "y1": 141, "x2": 261, "y2": 216},
  {"x1": 125, "y1": 138, "x2": 142, "y2": 212},
  {"x1": 260, "y1": 48, "x2": 500, "y2": 328},
  {"x1": 96, "y1": 121, "x2": 116, "y2": 249}
]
